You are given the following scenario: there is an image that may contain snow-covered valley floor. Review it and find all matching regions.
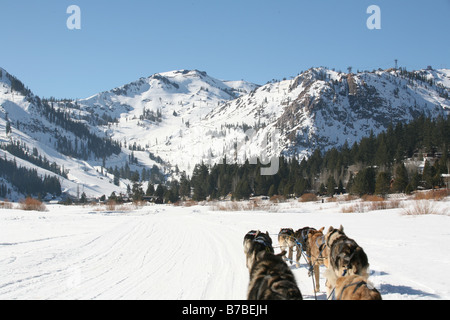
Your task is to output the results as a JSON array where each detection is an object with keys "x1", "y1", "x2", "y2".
[{"x1": 0, "y1": 197, "x2": 449, "y2": 300}]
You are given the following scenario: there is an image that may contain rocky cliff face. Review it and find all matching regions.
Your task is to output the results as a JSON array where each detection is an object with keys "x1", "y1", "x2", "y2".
[{"x1": 267, "y1": 68, "x2": 449, "y2": 157}]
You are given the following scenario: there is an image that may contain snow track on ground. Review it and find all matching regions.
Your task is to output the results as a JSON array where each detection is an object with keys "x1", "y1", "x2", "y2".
[
  {"x1": 0, "y1": 199, "x2": 449, "y2": 300},
  {"x1": 0, "y1": 207, "x2": 249, "y2": 300}
]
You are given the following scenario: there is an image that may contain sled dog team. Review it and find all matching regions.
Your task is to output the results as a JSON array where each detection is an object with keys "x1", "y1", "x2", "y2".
[{"x1": 244, "y1": 226, "x2": 382, "y2": 300}]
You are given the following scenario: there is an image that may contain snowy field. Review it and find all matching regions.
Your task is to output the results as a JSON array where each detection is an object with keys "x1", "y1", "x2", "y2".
[{"x1": 0, "y1": 196, "x2": 449, "y2": 300}]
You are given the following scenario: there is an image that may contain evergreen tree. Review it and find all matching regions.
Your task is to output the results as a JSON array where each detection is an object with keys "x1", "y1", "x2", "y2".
[
  {"x1": 191, "y1": 163, "x2": 209, "y2": 201},
  {"x1": 268, "y1": 184, "x2": 276, "y2": 197},
  {"x1": 131, "y1": 181, "x2": 144, "y2": 201},
  {"x1": 109, "y1": 191, "x2": 117, "y2": 202},
  {"x1": 432, "y1": 160, "x2": 443, "y2": 188},
  {"x1": 337, "y1": 180, "x2": 344, "y2": 194},
  {"x1": 374, "y1": 135, "x2": 389, "y2": 167},
  {"x1": 179, "y1": 172, "x2": 191, "y2": 199},
  {"x1": 113, "y1": 172, "x2": 120, "y2": 186},
  {"x1": 351, "y1": 167, "x2": 376, "y2": 196},
  {"x1": 6, "y1": 121, "x2": 11, "y2": 135},
  {"x1": 294, "y1": 177, "x2": 308, "y2": 196},
  {"x1": 80, "y1": 192, "x2": 87, "y2": 203},
  {"x1": 318, "y1": 183, "x2": 326, "y2": 196},
  {"x1": 392, "y1": 163, "x2": 409, "y2": 193},
  {"x1": 422, "y1": 160, "x2": 435, "y2": 189},
  {"x1": 234, "y1": 178, "x2": 251, "y2": 200},
  {"x1": 146, "y1": 183, "x2": 155, "y2": 196},
  {"x1": 326, "y1": 176, "x2": 337, "y2": 196},
  {"x1": 164, "y1": 188, "x2": 179, "y2": 203},
  {"x1": 375, "y1": 172, "x2": 391, "y2": 196},
  {"x1": 155, "y1": 184, "x2": 165, "y2": 198},
  {"x1": 410, "y1": 171, "x2": 422, "y2": 190}
]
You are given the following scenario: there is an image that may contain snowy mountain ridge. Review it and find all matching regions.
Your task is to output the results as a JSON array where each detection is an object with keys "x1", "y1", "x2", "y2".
[
  {"x1": 0, "y1": 66, "x2": 449, "y2": 199},
  {"x1": 142, "y1": 67, "x2": 450, "y2": 173}
]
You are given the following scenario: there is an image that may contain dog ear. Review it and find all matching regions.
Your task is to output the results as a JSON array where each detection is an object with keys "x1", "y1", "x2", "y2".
[
  {"x1": 339, "y1": 225, "x2": 344, "y2": 232},
  {"x1": 327, "y1": 226, "x2": 334, "y2": 233},
  {"x1": 318, "y1": 227, "x2": 325, "y2": 232}
]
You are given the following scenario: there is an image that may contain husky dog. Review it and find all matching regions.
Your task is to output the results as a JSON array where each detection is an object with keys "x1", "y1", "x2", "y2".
[
  {"x1": 278, "y1": 228, "x2": 295, "y2": 264},
  {"x1": 293, "y1": 227, "x2": 317, "y2": 267},
  {"x1": 245, "y1": 230, "x2": 274, "y2": 270},
  {"x1": 334, "y1": 275, "x2": 382, "y2": 300},
  {"x1": 248, "y1": 251, "x2": 303, "y2": 300},
  {"x1": 324, "y1": 225, "x2": 369, "y2": 297},
  {"x1": 306, "y1": 227, "x2": 326, "y2": 293}
]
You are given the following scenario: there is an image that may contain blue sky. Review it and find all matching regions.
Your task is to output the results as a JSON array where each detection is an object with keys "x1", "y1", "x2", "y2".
[{"x1": 1, "y1": 0, "x2": 449, "y2": 99}]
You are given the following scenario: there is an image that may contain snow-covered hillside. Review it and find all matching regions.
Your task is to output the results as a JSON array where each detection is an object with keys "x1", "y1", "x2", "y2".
[
  {"x1": 0, "y1": 196, "x2": 449, "y2": 300},
  {"x1": 0, "y1": 68, "x2": 159, "y2": 200},
  {"x1": 1, "y1": 66, "x2": 449, "y2": 199}
]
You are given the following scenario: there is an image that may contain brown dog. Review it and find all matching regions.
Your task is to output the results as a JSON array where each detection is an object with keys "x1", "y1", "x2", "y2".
[
  {"x1": 306, "y1": 227, "x2": 326, "y2": 293},
  {"x1": 334, "y1": 275, "x2": 382, "y2": 300}
]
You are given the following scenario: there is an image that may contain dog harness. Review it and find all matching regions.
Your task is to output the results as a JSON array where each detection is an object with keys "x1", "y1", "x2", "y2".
[
  {"x1": 253, "y1": 235, "x2": 273, "y2": 253},
  {"x1": 279, "y1": 228, "x2": 294, "y2": 235},
  {"x1": 337, "y1": 281, "x2": 369, "y2": 300},
  {"x1": 300, "y1": 228, "x2": 315, "y2": 242}
]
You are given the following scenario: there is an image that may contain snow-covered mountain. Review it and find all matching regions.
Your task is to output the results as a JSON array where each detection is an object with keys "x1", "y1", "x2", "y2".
[
  {"x1": 0, "y1": 68, "x2": 259, "y2": 199},
  {"x1": 0, "y1": 66, "x2": 449, "y2": 199},
  {"x1": 73, "y1": 69, "x2": 261, "y2": 176},
  {"x1": 209, "y1": 67, "x2": 450, "y2": 158},
  {"x1": 74, "y1": 67, "x2": 450, "y2": 177}
]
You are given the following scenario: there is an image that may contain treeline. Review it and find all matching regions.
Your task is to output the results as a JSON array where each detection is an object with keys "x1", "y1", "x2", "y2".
[
  {"x1": 2, "y1": 72, "x2": 121, "y2": 161},
  {"x1": 4, "y1": 71, "x2": 33, "y2": 97},
  {"x1": 0, "y1": 182, "x2": 9, "y2": 198},
  {"x1": 0, "y1": 156, "x2": 62, "y2": 197},
  {"x1": 107, "y1": 163, "x2": 165, "y2": 186},
  {"x1": 182, "y1": 115, "x2": 449, "y2": 201},
  {"x1": 38, "y1": 99, "x2": 121, "y2": 160},
  {"x1": 0, "y1": 140, "x2": 67, "y2": 178}
]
